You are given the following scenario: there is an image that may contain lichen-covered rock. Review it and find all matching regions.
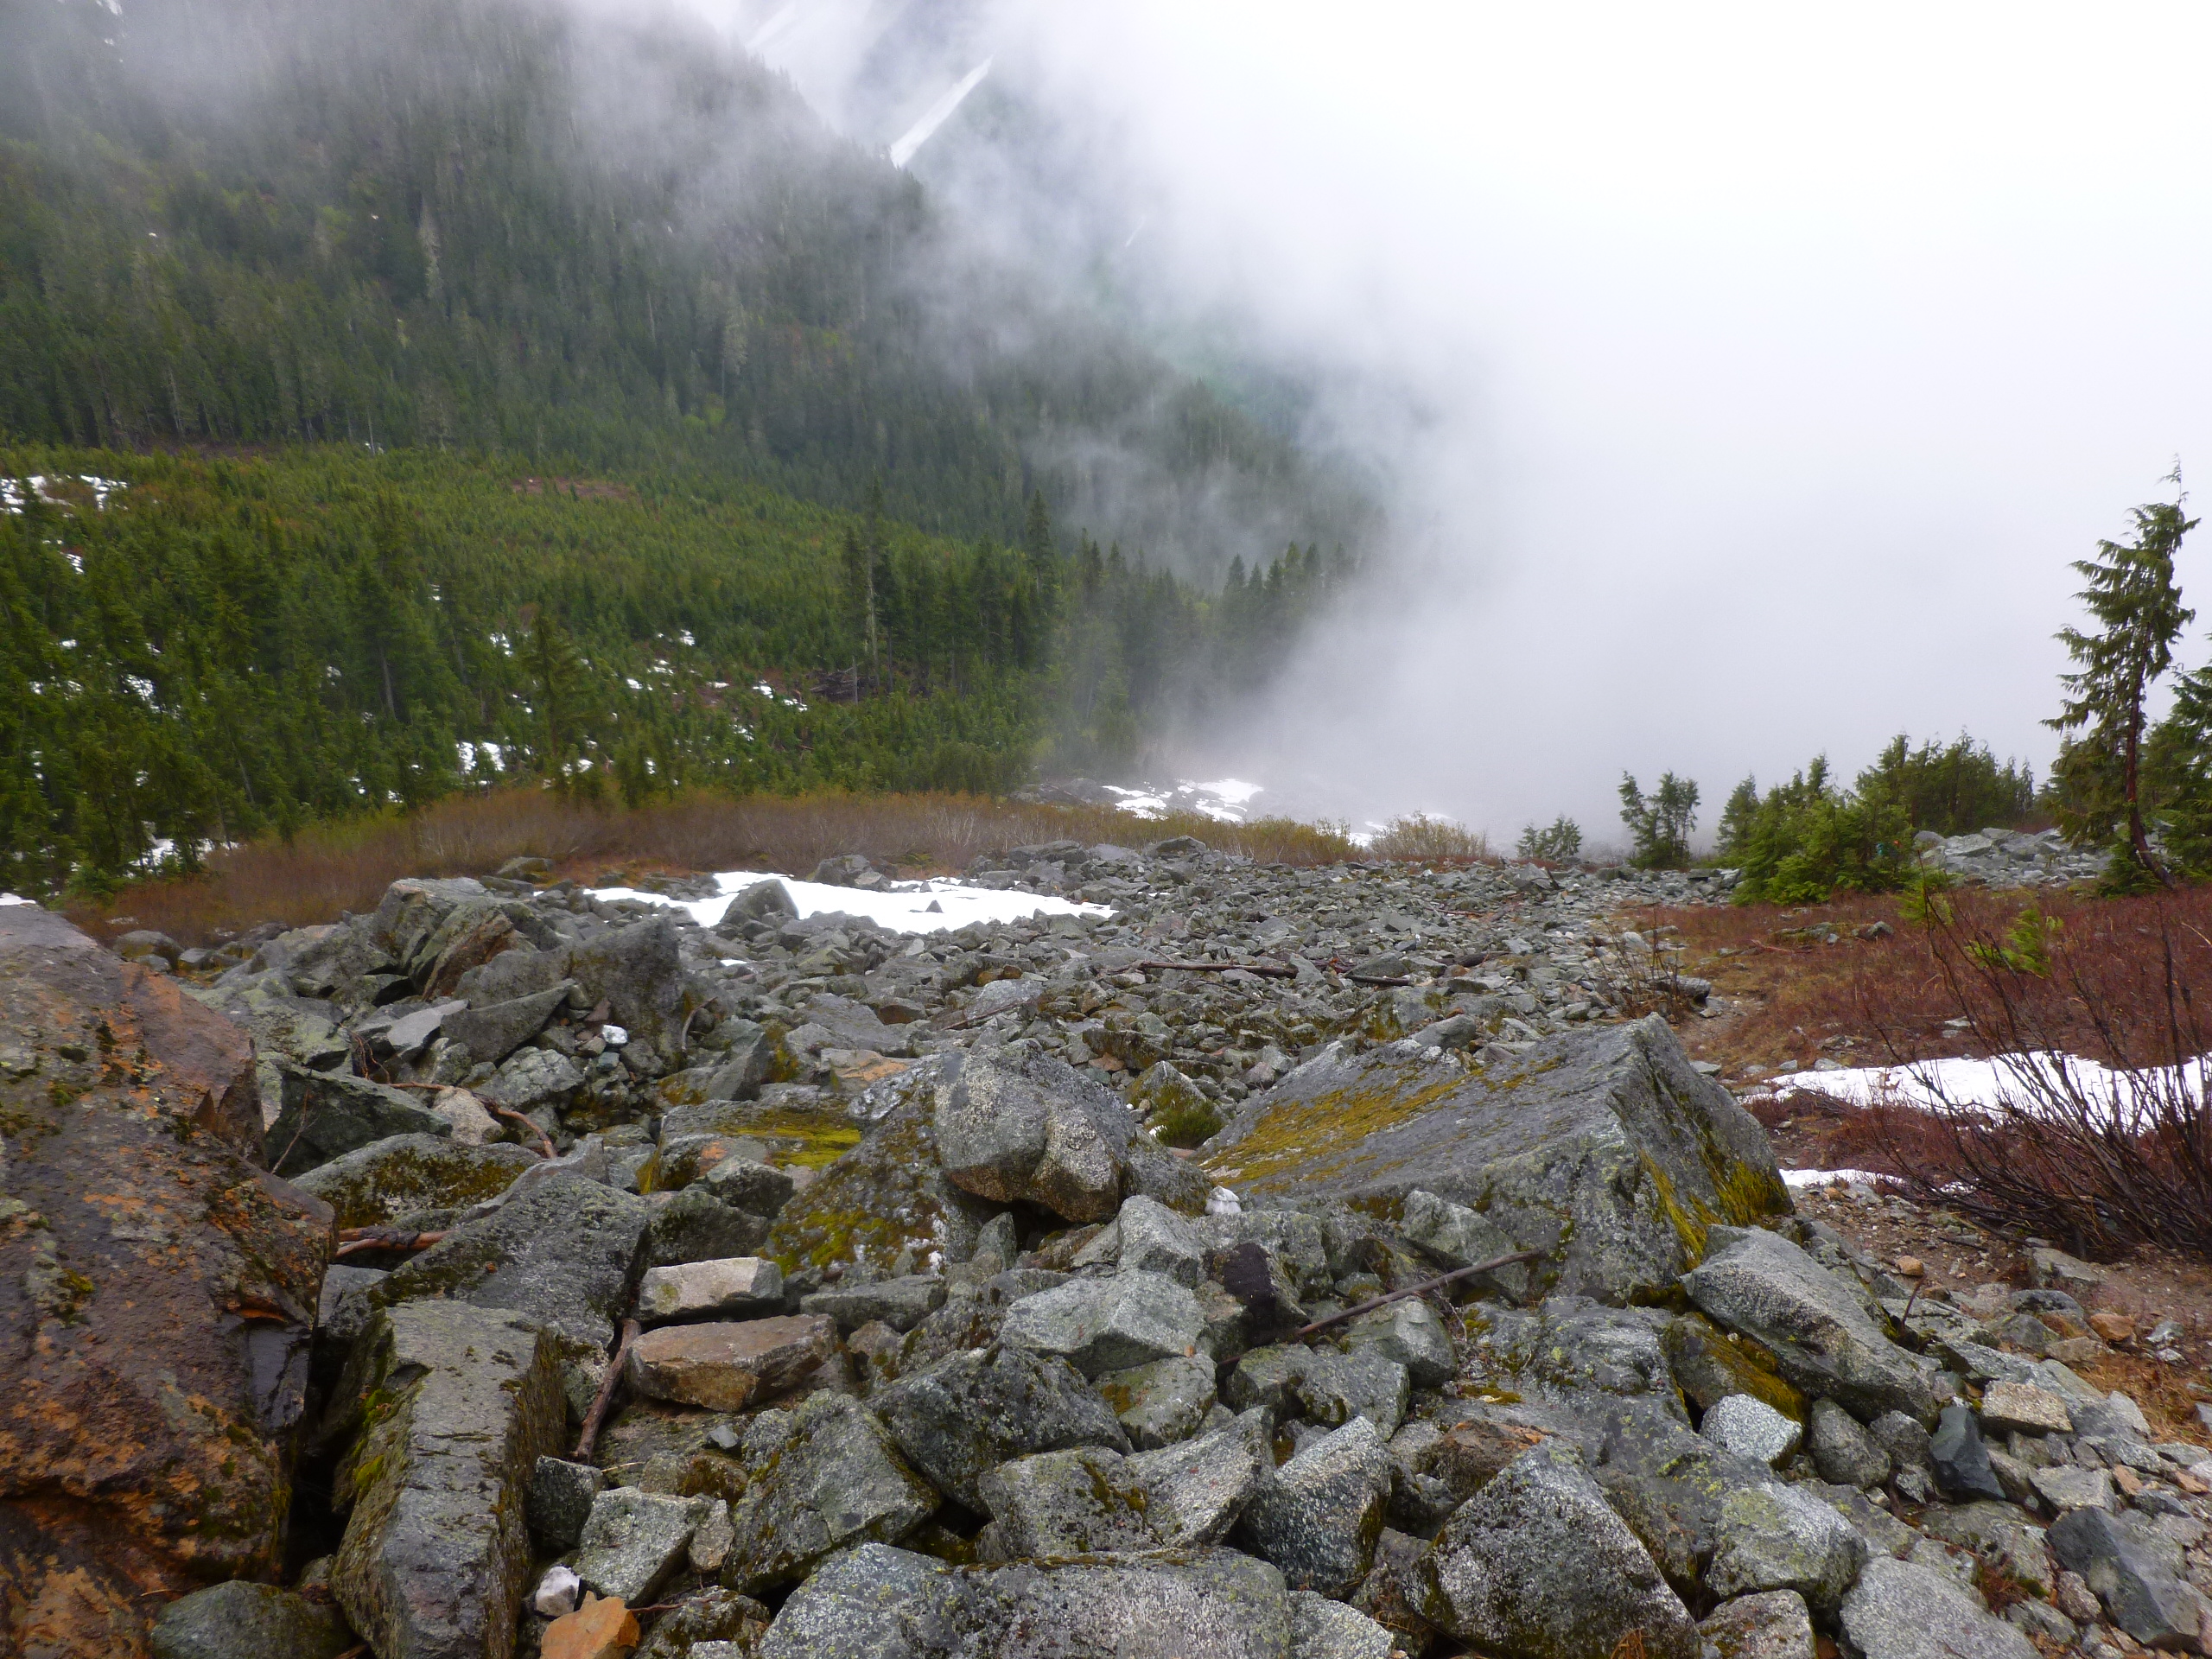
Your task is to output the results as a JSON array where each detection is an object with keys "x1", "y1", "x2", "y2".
[
  {"x1": 1296, "y1": 1349, "x2": 1412, "y2": 1439},
  {"x1": 1808, "y1": 1398, "x2": 1891, "y2": 1490},
  {"x1": 1116, "y1": 1194, "x2": 1207, "y2": 1285},
  {"x1": 1096, "y1": 1353, "x2": 1218, "y2": 1449},
  {"x1": 442, "y1": 983, "x2": 572, "y2": 1065},
  {"x1": 720, "y1": 1393, "x2": 939, "y2": 1593},
  {"x1": 939, "y1": 1547, "x2": 1297, "y2": 1659},
  {"x1": 1203, "y1": 1015, "x2": 1788, "y2": 1304},
  {"x1": 575, "y1": 1486, "x2": 703, "y2": 1603},
  {"x1": 372, "y1": 1172, "x2": 651, "y2": 1412},
  {"x1": 327, "y1": 1302, "x2": 567, "y2": 1659},
  {"x1": 1682, "y1": 1227, "x2": 1948, "y2": 1425},
  {"x1": 646, "y1": 1186, "x2": 772, "y2": 1268},
  {"x1": 1422, "y1": 1439, "x2": 1700, "y2": 1659},
  {"x1": 1701, "y1": 1590, "x2": 1816, "y2": 1659},
  {"x1": 1703, "y1": 1394, "x2": 1805, "y2": 1468},
  {"x1": 569, "y1": 917, "x2": 691, "y2": 1047},
  {"x1": 1586, "y1": 1397, "x2": 1776, "y2": 1599},
  {"x1": 147, "y1": 1581, "x2": 353, "y2": 1659},
  {"x1": 639, "y1": 1256, "x2": 784, "y2": 1323},
  {"x1": 631, "y1": 1586, "x2": 771, "y2": 1659},
  {"x1": 870, "y1": 1343, "x2": 1130, "y2": 1510},
  {"x1": 976, "y1": 1447, "x2": 1160, "y2": 1557},
  {"x1": 1663, "y1": 1311, "x2": 1807, "y2": 1421},
  {"x1": 1234, "y1": 1416, "x2": 1393, "y2": 1597},
  {"x1": 1707, "y1": 1478, "x2": 1868, "y2": 1613},
  {"x1": 763, "y1": 1063, "x2": 998, "y2": 1276},
  {"x1": 0, "y1": 904, "x2": 331, "y2": 1659},
  {"x1": 931, "y1": 1046, "x2": 1208, "y2": 1223},
  {"x1": 754, "y1": 1541, "x2": 948, "y2": 1659},
  {"x1": 264, "y1": 1059, "x2": 454, "y2": 1175},
  {"x1": 528, "y1": 1458, "x2": 607, "y2": 1552},
  {"x1": 1464, "y1": 1295, "x2": 1687, "y2": 1422},
  {"x1": 1837, "y1": 1556, "x2": 2036, "y2": 1659},
  {"x1": 1342, "y1": 1298, "x2": 1454, "y2": 1389},
  {"x1": 1126, "y1": 1409, "x2": 1274, "y2": 1545},
  {"x1": 1288, "y1": 1588, "x2": 1397, "y2": 1659},
  {"x1": 1001, "y1": 1268, "x2": 1207, "y2": 1378},
  {"x1": 799, "y1": 1273, "x2": 946, "y2": 1333},
  {"x1": 294, "y1": 1134, "x2": 539, "y2": 1229}
]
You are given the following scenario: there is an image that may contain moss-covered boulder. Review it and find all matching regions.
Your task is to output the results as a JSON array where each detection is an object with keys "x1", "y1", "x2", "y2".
[
  {"x1": 294, "y1": 1134, "x2": 540, "y2": 1230},
  {"x1": 1202, "y1": 1015, "x2": 1789, "y2": 1304}
]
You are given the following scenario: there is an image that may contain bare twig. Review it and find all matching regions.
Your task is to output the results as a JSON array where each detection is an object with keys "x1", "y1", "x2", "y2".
[
  {"x1": 574, "y1": 1317, "x2": 642, "y2": 1462},
  {"x1": 1132, "y1": 957, "x2": 1296, "y2": 979},
  {"x1": 1294, "y1": 1249, "x2": 1543, "y2": 1339}
]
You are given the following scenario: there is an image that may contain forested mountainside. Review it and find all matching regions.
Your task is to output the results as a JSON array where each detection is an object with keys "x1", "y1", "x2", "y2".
[
  {"x1": 0, "y1": 447, "x2": 1354, "y2": 895},
  {"x1": 0, "y1": 0, "x2": 1370, "y2": 569}
]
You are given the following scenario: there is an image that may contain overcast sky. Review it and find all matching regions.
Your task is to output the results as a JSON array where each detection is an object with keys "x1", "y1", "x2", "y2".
[{"x1": 751, "y1": 3, "x2": 2212, "y2": 842}]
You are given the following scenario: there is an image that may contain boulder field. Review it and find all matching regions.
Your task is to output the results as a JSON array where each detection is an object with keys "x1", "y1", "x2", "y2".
[{"x1": 1, "y1": 841, "x2": 2206, "y2": 1659}]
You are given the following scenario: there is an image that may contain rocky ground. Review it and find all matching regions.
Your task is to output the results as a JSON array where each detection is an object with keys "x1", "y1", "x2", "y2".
[{"x1": 3, "y1": 836, "x2": 2209, "y2": 1659}]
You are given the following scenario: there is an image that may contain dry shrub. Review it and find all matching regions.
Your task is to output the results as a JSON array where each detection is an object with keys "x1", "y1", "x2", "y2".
[
  {"x1": 1367, "y1": 813, "x2": 1492, "y2": 862},
  {"x1": 1863, "y1": 891, "x2": 2212, "y2": 1261},
  {"x1": 67, "y1": 787, "x2": 1358, "y2": 945}
]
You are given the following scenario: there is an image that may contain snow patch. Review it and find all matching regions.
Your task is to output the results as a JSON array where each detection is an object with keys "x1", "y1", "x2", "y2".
[
  {"x1": 1758, "y1": 1052, "x2": 2210, "y2": 1129},
  {"x1": 1105, "y1": 778, "x2": 1266, "y2": 824},
  {"x1": 588, "y1": 872, "x2": 1111, "y2": 935}
]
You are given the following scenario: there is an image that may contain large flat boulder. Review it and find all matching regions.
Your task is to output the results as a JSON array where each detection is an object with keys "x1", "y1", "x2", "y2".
[
  {"x1": 1202, "y1": 1016, "x2": 1788, "y2": 1303},
  {"x1": 0, "y1": 906, "x2": 331, "y2": 1659}
]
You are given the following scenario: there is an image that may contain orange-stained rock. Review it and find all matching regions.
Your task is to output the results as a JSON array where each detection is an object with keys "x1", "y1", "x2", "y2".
[
  {"x1": 2088, "y1": 1310, "x2": 2134, "y2": 1344},
  {"x1": 543, "y1": 1592, "x2": 640, "y2": 1659},
  {"x1": 0, "y1": 906, "x2": 333, "y2": 1659},
  {"x1": 624, "y1": 1314, "x2": 836, "y2": 1410}
]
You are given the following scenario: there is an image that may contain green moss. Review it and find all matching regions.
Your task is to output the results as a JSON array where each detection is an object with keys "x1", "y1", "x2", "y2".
[{"x1": 1204, "y1": 1071, "x2": 1466, "y2": 1188}]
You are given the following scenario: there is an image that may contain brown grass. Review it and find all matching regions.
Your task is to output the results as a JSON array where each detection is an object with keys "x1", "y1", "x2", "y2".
[
  {"x1": 1366, "y1": 814, "x2": 1494, "y2": 862},
  {"x1": 67, "y1": 788, "x2": 1358, "y2": 945}
]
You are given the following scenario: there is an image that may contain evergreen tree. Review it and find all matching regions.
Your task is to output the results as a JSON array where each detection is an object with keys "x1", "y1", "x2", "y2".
[
  {"x1": 2047, "y1": 491, "x2": 2196, "y2": 888},
  {"x1": 1618, "y1": 772, "x2": 1700, "y2": 869}
]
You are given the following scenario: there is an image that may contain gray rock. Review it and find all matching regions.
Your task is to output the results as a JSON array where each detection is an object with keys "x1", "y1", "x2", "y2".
[
  {"x1": 1465, "y1": 1295, "x2": 1686, "y2": 1422},
  {"x1": 647, "y1": 1185, "x2": 772, "y2": 1268},
  {"x1": 454, "y1": 943, "x2": 569, "y2": 1007},
  {"x1": 720, "y1": 878, "x2": 799, "y2": 927},
  {"x1": 1127, "y1": 1409, "x2": 1274, "y2": 1545},
  {"x1": 931, "y1": 1046, "x2": 1206, "y2": 1223},
  {"x1": 800, "y1": 1274, "x2": 947, "y2": 1333},
  {"x1": 640, "y1": 1256, "x2": 785, "y2": 1322},
  {"x1": 2073, "y1": 1389, "x2": 2153, "y2": 1443},
  {"x1": 1296, "y1": 1349, "x2": 1412, "y2": 1440},
  {"x1": 1807, "y1": 1479, "x2": 1921, "y2": 1560},
  {"x1": 631, "y1": 1586, "x2": 769, "y2": 1659},
  {"x1": 328, "y1": 1303, "x2": 566, "y2": 1659},
  {"x1": 479, "y1": 1046, "x2": 585, "y2": 1114},
  {"x1": 263, "y1": 1061, "x2": 454, "y2": 1176},
  {"x1": 1117, "y1": 1194, "x2": 1206, "y2": 1286},
  {"x1": 1929, "y1": 1403, "x2": 2007, "y2": 1503},
  {"x1": 1869, "y1": 1411, "x2": 1933, "y2": 1471},
  {"x1": 1399, "y1": 1186, "x2": 1532, "y2": 1299},
  {"x1": 1977, "y1": 1381, "x2": 2073, "y2": 1437},
  {"x1": 722, "y1": 1391, "x2": 940, "y2": 1593},
  {"x1": 148, "y1": 1581, "x2": 353, "y2": 1659},
  {"x1": 575, "y1": 1486, "x2": 702, "y2": 1603},
  {"x1": 1195, "y1": 1208, "x2": 1332, "y2": 1300},
  {"x1": 1224, "y1": 1343, "x2": 1315, "y2": 1417},
  {"x1": 569, "y1": 916, "x2": 690, "y2": 1046},
  {"x1": 1096, "y1": 1352, "x2": 1218, "y2": 1449},
  {"x1": 1703, "y1": 1394, "x2": 1805, "y2": 1467},
  {"x1": 696, "y1": 1154, "x2": 798, "y2": 1217},
  {"x1": 1702, "y1": 1590, "x2": 1816, "y2": 1659},
  {"x1": 1001, "y1": 1268, "x2": 1205, "y2": 1377},
  {"x1": 702, "y1": 1019, "x2": 779, "y2": 1102},
  {"x1": 315, "y1": 1262, "x2": 391, "y2": 1356},
  {"x1": 1205, "y1": 1016, "x2": 1787, "y2": 1304},
  {"x1": 1683, "y1": 1227, "x2": 1947, "y2": 1425},
  {"x1": 1810, "y1": 1398, "x2": 1892, "y2": 1489},
  {"x1": 1235, "y1": 1416, "x2": 1393, "y2": 1597},
  {"x1": 755, "y1": 1541, "x2": 949, "y2": 1659},
  {"x1": 1918, "y1": 1502, "x2": 2056, "y2": 1599},
  {"x1": 372, "y1": 1173, "x2": 651, "y2": 1411},
  {"x1": 528, "y1": 1457, "x2": 607, "y2": 1552},
  {"x1": 1343, "y1": 1297, "x2": 1455, "y2": 1389},
  {"x1": 2029, "y1": 1463, "x2": 2114, "y2": 1513},
  {"x1": 293, "y1": 1134, "x2": 538, "y2": 1230},
  {"x1": 2047, "y1": 1505, "x2": 2205, "y2": 1649},
  {"x1": 441, "y1": 983, "x2": 572, "y2": 1065},
  {"x1": 1586, "y1": 1396, "x2": 1781, "y2": 1598},
  {"x1": 1707, "y1": 1478, "x2": 1869, "y2": 1614},
  {"x1": 976, "y1": 1446, "x2": 1161, "y2": 1557},
  {"x1": 871, "y1": 1342, "x2": 1130, "y2": 1510},
  {"x1": 938, "y1": 1547, "x2": 1297, "y2": 1658},
  {"x1": 1288, "y1": 1588, "x2": 1397, "y2": 1659},
  {"x1": 1422, "y1": 1438, "x2": 1700, "y2": 1659},
  {"x1": 1838, "y1": 1555, "x2": 2036, "y2": 1659}
]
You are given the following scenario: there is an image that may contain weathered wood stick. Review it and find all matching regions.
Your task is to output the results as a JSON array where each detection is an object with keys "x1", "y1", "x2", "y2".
[
  {"x1": 1293, "y1": 1248, "x2": 1544, "y2": 1339},
  {"x1": 574, "y1": 1317, "x2": 642, "y2": 1462}
]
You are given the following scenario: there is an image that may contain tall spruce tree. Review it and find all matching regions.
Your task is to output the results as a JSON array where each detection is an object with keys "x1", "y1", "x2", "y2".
[{"x1": 2048, "y1": 490, "x2": 2196, "y2": 888}]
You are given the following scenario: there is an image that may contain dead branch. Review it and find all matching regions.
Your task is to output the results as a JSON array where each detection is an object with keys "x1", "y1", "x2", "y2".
[
  {"x1": 1294, "y1": 1249, "x2": 1543, "y2": 1339},
  {"x1": 574, "y1": 1317, "x2": 642, "y2": 1462}
]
